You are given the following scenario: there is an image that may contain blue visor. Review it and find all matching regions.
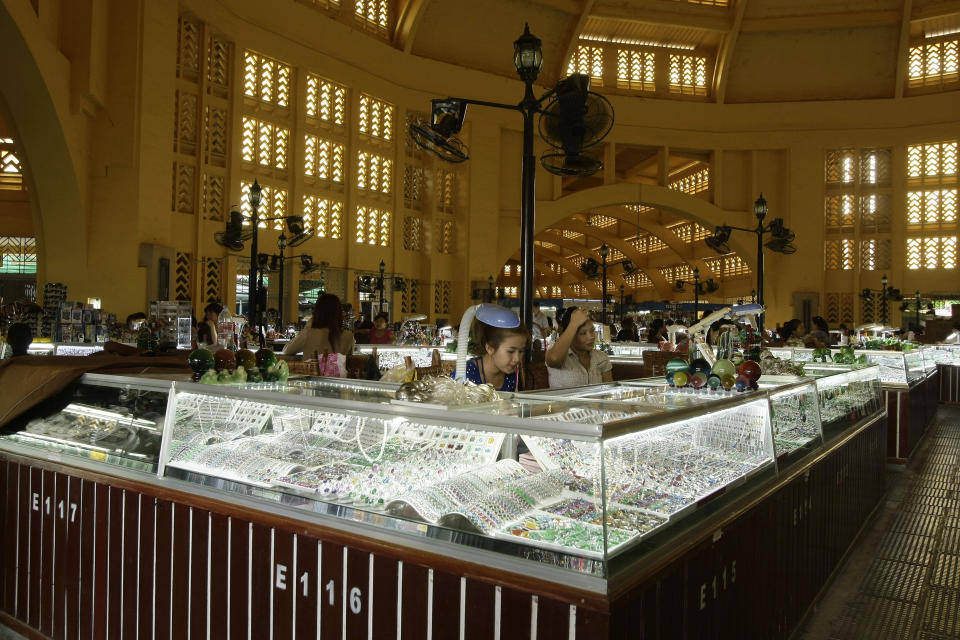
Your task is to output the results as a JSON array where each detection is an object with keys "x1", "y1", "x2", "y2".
[{"x1": 474, "y1": 303, "x2": 520, "y2": 328}]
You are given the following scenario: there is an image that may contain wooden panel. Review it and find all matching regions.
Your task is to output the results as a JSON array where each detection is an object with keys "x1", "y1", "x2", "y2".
[
  {"x1": 208, "y1": 512, "x2": 229, "y2": 638},
  {"x1": 154, "y1": 499, "x2": 173, "y2": 640},
  {"x1": 77, "y1": 479, "x2": 95, "y2": 640},
  {"x1": 16, "y1": 464, "x2": 30, "y2": 623},
  {"x1": 499, "y1": 586, "x2": 532, "y2": 640},
  {"x1": 91, "y1": 483, "x2": 108, "y2": 640},
  {"x1": 38, "y1": 469, "x2": 54, "y2": 637},
  {"x1": 0, "y1": 461, "x2": 6, "y2": 614},
  {"x1": 3, "y1": 461, "x2": 17, "y2": 615},
  {"x1": 52, "y1": 472, "x2": 68, "y2": 640},
  {"x1": 137, "y1": 495, "x2": 156, "y2": 640},
  {"x1": 248, "y1": 523, "x2": 271, "y2": 640},
  {"x1": 28, "y1": 467, "x2": 42, "y2": 628},
  {"x1": 169, "y1": 503, "x2": 191, "y2": 637},
  {"x1": 189, "y1": 508, "x2": 209, "y2": 640},
  {"x1": 464, "y1": 578, "x2": 496, "y2": 640},
  {"x1": 293, "y1": 534, "x2": 318, "y2": 640},
  {"x1": 227, "y1": 518, "x2": 249, "y2": 640},
  {"x1": 271, "y1": 528, "x2": 294, "y2": 640},
  {"x1": 537, "y1": 595, "x2": 572, "y2": 640},
  {"x1": 345, "y1": 548, "x2": 370, "y2": 640},
  {"x1": 432, "y1": 570, "x2": 461, "y2": 640},
  {"x1": 371, "y1": 554, "x2": 398, "y2": 640},
  {"x1": 400, "y1": 562, "x2": 428, "y2": 639},
  {"x1": 121, "y1": 493, "x2": 140, "y2": 640},
  {"x1": 318, "y1": 540, "x2": 344, "y2": 639},
  {"x1": 105, "y1": 488, "x2": 124, "y2": 639}
]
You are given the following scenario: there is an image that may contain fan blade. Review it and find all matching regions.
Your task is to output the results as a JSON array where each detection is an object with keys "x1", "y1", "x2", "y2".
[
  {"x1": 409, "y1": 123, "x2": 469, "y2": 163},
  {"x1": 540, "y1": 151, "x2": 603, "y2": 177}
]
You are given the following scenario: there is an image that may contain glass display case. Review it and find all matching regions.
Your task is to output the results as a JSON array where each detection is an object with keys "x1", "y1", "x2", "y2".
[
  {"x1": 606, "y1": 343, "x2": 659, "y2": 357},
  {"x1": 923, "y1": 344, "x2": 960, "y2": 366},
  {"x1": 155, "y1": 382, "x2": 779, "y2": 577},
  {"x1": 0, "y1": 373, "x2": 172, "y2": 472},
  {"x1": 768, "y1": 347, "x2": 924, "y2": 386},
  {"x1": 353, "y1": 345, "x2": 456, "y2": 370},
  {"x1": 24, "y1": 341, "x2": 105, "y2": 356}
]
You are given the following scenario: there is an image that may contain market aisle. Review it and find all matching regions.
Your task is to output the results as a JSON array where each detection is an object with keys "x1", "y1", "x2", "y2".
[{"x1": 796, "y1": 404, "x2": 960, "y2": 640}]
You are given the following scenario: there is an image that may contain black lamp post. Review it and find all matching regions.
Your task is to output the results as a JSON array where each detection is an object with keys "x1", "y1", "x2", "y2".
[
  {"x1": 599, "y1": 243, "x2": 609, "y2": 325},
  {"x1": 705, "y1": 194, "x2": 796, "y2": 337},
  {"x1": 247, "y1": 180, "x2": 262, "y2": 338},
  {"x1": 410, "y1": 24, "x2": 548, "y2": 359},
  {"x1": 619, "y1": 284, "x2": 626, "y2": 322},
  {"x1": 487, "y1": 275, "x2": 495, "y2": 303},
  {"x1": 378, "y1": 260, "x2": 386, "y2": 317},
  {"x1": 860, "y1": 274, "x2": 902, "y2": 326}
]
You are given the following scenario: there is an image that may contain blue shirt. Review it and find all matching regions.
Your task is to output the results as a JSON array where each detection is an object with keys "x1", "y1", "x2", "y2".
[{"x1": 455, "y1": 356, "x2": 519, "y2": 392}]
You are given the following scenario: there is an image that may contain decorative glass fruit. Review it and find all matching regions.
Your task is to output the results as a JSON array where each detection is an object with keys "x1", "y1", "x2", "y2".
[
  {"x1": 689, "y1": 358, "x2": 711, "y2": 375},
  {"x1": 666, "y1": 358, "x2": 690, "y2": 374},
  {"x1": 235, "y1": 348, "x2": 256, "y2": 371},
  {"x1": 721, "y1": 374, "x2": 736, "y2": 391},
  {"x1": 255, "y1": 348, "x2": 277, "y2": 369},
  {"x1": 711, "y1": 359, "x2": 736, "y2": 380},
  {"x1": 690, "y1": 371, "x2": 708, "y2": 388},
  {"x1": 737, "y1": 360, "x2": 762, "y2": 383},
  {"x1": 673, "y1": 371, "x2": 689, "y2": 387},
  {"x1": 214, "y1": 349, "x2": 236, "y2": 372},
  {"x1": 189, "y1": 349, "x2": 215, "y2": 375},
  {"x1": 707, "y1": 374, "x2": 722, "y2": 390}
]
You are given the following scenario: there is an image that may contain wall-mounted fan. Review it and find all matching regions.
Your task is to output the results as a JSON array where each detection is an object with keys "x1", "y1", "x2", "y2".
[
  {"x1": 215, "y1": 210, "x2": 253, "y2": 251},
  {"x1": 539, "y1": 74, "x2": 614, "y2": 177},
  {"x1": 409, "y1": 99, "x2": 470, "y2": 163}
]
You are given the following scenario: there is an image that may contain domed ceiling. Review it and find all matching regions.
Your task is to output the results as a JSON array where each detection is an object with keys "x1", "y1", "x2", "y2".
[{"x1": 396, "y1": 0, "x2": 960, "y2": 103}]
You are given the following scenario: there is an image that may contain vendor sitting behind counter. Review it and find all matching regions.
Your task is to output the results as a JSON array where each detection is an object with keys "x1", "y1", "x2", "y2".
[
  {"x1": 546, "y1": 307, "x2": 613, "y2": 387},
  {"x1": 283, "y1": 293, "x2": 355, "y2": 357}
]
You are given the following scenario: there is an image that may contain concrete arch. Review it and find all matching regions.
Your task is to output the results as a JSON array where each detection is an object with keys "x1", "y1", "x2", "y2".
[
  {"x1": 533, "y1": 183, "x2": 756, "y2": 273},
  {"x1": 0, "y1": 3, "x2": 88, "y2": 291},
  {"x1": 536, "y1": 221, "x2": 671, "y2": 296}
]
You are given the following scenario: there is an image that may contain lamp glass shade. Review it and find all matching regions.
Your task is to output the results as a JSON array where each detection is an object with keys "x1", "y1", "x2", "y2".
[
  {"x1": 513, "y1": 24, "x2": 542, "y2": 81},
  {"x1": 753, "y1": 194, "x2": 767, "y2": 218},
  {"x1": 249, "y1": 180, "x2": 263, "y2": 207},
  {"x1": 599, "y1": 243, "x2": 609, "y2": 259}
]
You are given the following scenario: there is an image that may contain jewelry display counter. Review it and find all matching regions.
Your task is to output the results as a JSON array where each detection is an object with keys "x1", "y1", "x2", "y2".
[
  {"x1": 925, "y1": 345, "x2": 960, "y2": 403},
  {"x1": 352, "y1": 344, "x2": 457, "y2": 371},
  {"x1": 768, "y1": 347, "x2": 939, "y2": 462},
  {"x1": 0, "y1": 369, "x2": 886, "y2": 639}
]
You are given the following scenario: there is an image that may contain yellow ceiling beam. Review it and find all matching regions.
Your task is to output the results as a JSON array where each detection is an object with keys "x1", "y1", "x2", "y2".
[{"x1": 589, "y1": 1, "x2": 733, "y2": 33}]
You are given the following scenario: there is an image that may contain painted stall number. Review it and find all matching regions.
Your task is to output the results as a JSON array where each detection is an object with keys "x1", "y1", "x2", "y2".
[
  {"x1": 34, "y1": 494, "x2": 77, "y2": 521},
  {"x1": 699, "y1": 560, "x2": 737, "y2": 611},
  {"x1": 324, "y1": 580, "x2": 362, "y2": 614},
  {"x1": 299, "y1": 572, "x2": 308, "y2": 597}
]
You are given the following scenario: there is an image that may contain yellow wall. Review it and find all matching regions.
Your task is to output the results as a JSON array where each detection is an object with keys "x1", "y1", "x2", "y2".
[{"x1": 2, "y1": 0, "x2": 959, "y2": 328}]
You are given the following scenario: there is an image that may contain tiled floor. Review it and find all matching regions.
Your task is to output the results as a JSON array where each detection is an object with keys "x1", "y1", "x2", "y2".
[{"x1": 796, "y1": 404, "x2": 960, "y2": 639}]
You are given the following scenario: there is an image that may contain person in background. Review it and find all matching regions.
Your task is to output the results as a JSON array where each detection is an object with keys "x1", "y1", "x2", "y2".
[
  {"x1": 646, "y1": 318, "x2": 668, "y2": 344},
  {"x1": 4, "y1": 322, "x2": 33, "y2": 357},
  {"x1": 779, "y1": 319, "x2": 806, "y2": 346},
  {"x1": 616, "y1": 317, "x2": 639, "y2": 342},
  {"x1": 284, "y1": 293, "x2": 355, "y2": 357},
  {"x1": 457, "y1": 310, "x2": 529, "y2": 392},
  {"x1": 125, "y1": 312, "x2": 147, "y2": 330},
  {"x1": 837, "y1": 324, "x2": 851, "y2": 346},
  {"x1": 196, "y1": 303, "x2": 222, "y2": 347},
  {"x1": 531, "y1": 303, "x2": 551, "y2": 344},
  {"x1": 546, "y1": 307, "x2": 613, "y2": 388},
  {"x1": 806, "y1": 316, "x2": 830, "y2": 348},
  {"x1": 368, "y1": 312, "x2": 395, "y2": 344}
]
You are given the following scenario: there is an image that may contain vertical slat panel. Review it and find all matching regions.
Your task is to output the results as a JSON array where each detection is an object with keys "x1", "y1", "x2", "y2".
[
  {"x1": 122, "y1": 492, "x2": 140, "y2": 640},
  {"x1": 370, "y1": 554, "x2": 398, "y2": 640},
  {"x1": 536, "y1": 596, "x2": 571, "y2": 640},
  {"x1": 52, "y1": 472, "x2": 69, "y2": 640},
  {"x1": 208, "y1": 512, "x2": 229, "y2": 639},
  {"x1": 399, "y1": 562, "x2": 428, "y2": 639},
  {"x1": 293, "y1": 534, "x2": 319, "y2": 640},
  {"x1": 39, "y1": 469, "x2": 55, "y2": 637},
  {"x1": 28, "y1": 466, "x2": 43, "y2": 628},
  {"x1": 170, "y1": 503, "x2": 191, "y2": 638},
  {"x1": 344, "y1": 547, "x2": 369, "y2": 640},
  {"x1": 318, "y1": 540, "x2": 344, "y2": 640},
  {"x1": 91, "y1": 483, "x2": 109, "y2": 640},
  {"x1": 190, "y1": 508, "x2": 209, "y2": 640},
  {"x1": 575, "y1": 606, "x2": 608, "y2": 639},
  {"x1": 431, "y1": 570, "x2": 460, "y2": 640},
  {"x1": 77, "y1": 479, "x2": 95, "y2": 640},
  {"x1": 249, "y1": 523, "x2": 271, "y2": 640},
  {"x1": 153, "y1": 499, "x2": 173, "y2": 640},
  {"x1": 228, "y1": 519, "x2": 249, "y2": 640},
  {"x1": 0, "y1": 460, "x2": 7, "y2": 614},
  {"x1": 17, "y1": 464, "x2": 30, "y2": 623},
  {"x1": 3, "y1": 461, "x2": 18, "y2": 615},
  {"x1": 137, "y1": 495, "x2": 156, "y2": 640},
  {"x1": 106, "y1": 488, "x2": 124, "y2": 639},
  {"x1": 272, "y1": 528, "x2": 294, "y2": 640},
  {"x1": 499, "y1": 587, "x2": 533, "y2": 640}
]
